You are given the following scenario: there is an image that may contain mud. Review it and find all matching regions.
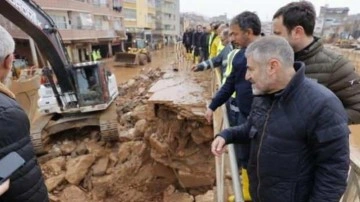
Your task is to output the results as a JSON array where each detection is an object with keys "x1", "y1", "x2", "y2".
[{"x1": 39, "y1": 47, "x2": 216, "y2": 202}]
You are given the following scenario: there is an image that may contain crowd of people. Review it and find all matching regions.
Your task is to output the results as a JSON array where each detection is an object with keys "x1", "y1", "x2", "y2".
[{"x1": 187, "y1": 1, "x2": 360, "y2": 202}]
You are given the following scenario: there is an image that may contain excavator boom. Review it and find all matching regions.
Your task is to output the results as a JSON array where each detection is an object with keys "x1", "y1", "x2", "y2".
[{"x1": 0, "y1": 0, "x2": 120, "y2": 154}]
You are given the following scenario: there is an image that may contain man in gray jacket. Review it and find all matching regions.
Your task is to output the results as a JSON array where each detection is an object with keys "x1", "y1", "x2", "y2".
[{"x1": 273, "y1": 1, "x2": 360, "y2": 124}]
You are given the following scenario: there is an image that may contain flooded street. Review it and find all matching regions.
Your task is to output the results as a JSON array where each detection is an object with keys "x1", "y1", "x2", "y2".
[{"x1": 106, "y1": 46, "x2": 181, "y2": 84}]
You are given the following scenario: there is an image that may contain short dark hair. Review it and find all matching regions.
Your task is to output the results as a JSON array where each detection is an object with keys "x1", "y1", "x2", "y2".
[
  {"x1": 273, "y1": 1, "x2": 316, "y2": 36},
  {"x1": 213, "y1": 23, "x2": 220, "y2": 30},
  {"x1": 230, "y1": 11, "x2": 261, "y2": 36}
]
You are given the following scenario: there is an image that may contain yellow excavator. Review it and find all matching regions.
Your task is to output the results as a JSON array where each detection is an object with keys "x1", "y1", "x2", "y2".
[
  {"x1": 114, "y1": 38, "x2": 152, "y2": 66},
  {"x1": 1, "y1": 0, "x2": 120, "y2": 154}
]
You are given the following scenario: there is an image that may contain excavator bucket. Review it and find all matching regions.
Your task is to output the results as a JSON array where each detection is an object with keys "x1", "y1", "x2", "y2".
[
  {"x1": 8, "y1": 68, "x2": 41, "y2": 123},
  {"x1": 114, "y1": 52, "x2": 138, "y2": 66}
]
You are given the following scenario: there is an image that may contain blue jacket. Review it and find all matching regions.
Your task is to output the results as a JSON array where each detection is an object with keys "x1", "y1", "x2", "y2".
[
  {"x1": 209, "y1": 48, "x2": 253, "y2": 116},
  {"x1": 220, "y1": 62, "x2": 349, "y2": 202}
]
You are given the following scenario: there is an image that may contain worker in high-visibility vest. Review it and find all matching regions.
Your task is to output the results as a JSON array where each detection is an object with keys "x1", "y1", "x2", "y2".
[
  {"x1": 209, "y1": 23, "x2": 221, "y2": 59},
  {"x1": 207, "y1": 22, "x2": 216, "y2": 56},
  {"x1": 193, "y1": 27, "x2": 240, "y2": 127},
  {"x1": 208, "y1": 23, "x2": 220, "y2": 59},
  {"x1": 96, "y1": 49, "x2": 102, "y2": 60},
  {"x1": 192, "y1": 28, "x2": 233, "y2": 79},
  {"x1": 215, "y1": 24, "x2": 228, "y2": 56},
  {"x1": 206, "y1": 11, "x2": 262, "y2": 201},
  {"x1": 91, "y1": 50, "x2": 97, "y2": 61}
]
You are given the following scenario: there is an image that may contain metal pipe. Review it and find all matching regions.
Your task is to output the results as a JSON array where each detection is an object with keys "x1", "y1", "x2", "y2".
[{"x1": 221, "y1": 105, "x2": 244, "y2": 202}]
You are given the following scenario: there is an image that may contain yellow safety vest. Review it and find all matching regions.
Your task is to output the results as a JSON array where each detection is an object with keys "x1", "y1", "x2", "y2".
[
  {"x1": 208, "y1": 32, "x2": 215, "y2": 54},
  {"x1": 222, "y1": 49, "x2": 240, "y2": 98},
  {"x1": 217, "y1": 41, "x2": 225, "y2": 55},
  {"x1": 209, "y1": 36, "x2": 220, "y2": 59}
]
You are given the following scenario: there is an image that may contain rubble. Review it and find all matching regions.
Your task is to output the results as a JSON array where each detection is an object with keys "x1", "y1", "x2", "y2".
[{"x1": 39, "y1": 66, "x2": 215, "y2": 201}]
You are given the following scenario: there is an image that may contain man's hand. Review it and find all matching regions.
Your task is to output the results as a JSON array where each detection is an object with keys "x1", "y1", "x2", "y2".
[
  {"x1": 192, "y1": 63, "x2": 205, "y2": 72},
  {"x1": 205, "y1": 108, "x2": 213, "y2": 123},
  {"x1": 211, "y1": 136, "x2": 226, "y2": 156},
  {"x1": 0, "y1": 179, "x2": 10, "y2": 196}
]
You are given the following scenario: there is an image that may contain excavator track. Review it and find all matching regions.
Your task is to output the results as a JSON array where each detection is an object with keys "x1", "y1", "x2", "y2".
[
  {"x1": 30, "y1": 114, "x2": 53, "y2": 154},
  {"x1": 30, "y1": 102, "x2": 119, "y2": 154},
  {"x1": 99, "y1": 102, "x2": 119, "y2": 141}
]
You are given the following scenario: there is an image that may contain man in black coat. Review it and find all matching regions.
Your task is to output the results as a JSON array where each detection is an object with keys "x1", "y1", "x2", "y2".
[
  {"x1": 191, "y1": 25, "x2": 203, "y2": 64},
  {"x1": 212, "y1": 36, "x2": 349, "y2": 202},
  {"x1": 0, "y1": 25, "x2": 49, "y2": 202},
  {"x1": 182, "y1": 27, "x2": 193, "y2": 59},
  {"x1": 199, "y1": 26, "x2": 209, "y2": 61}
]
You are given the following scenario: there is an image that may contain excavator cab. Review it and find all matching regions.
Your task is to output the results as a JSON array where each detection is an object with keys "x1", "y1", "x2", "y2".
[{"x1": 73, "y1": 62, "x2": 110, "y2": 107}]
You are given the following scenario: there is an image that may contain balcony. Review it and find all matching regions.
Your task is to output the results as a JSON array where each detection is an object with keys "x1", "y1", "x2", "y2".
[
  {"x1": 60, "y1": 29, "x2": 118, "y2": 40},
  {"x1": 123, "y1": 1, "x2": 136, "y2": 9},
  {"x1": 2, "y1": 18, "x2": 126, "y2": 42},
  {"x1": 34, "y1": 0, "x2": 123, "y2": 18},
  {"x1": 148, "y1": 7, "x2": 156, "y2": 15},
  {"x1": 145, "y1": 20, "x2": 156, "y2": 29}
]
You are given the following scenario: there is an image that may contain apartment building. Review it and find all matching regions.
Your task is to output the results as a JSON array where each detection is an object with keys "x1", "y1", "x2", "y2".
[
  {"x1": 180, "y1": 12, "x2": 208, "y2": 35},
  {"x1": 153, "y1": 0, "x2": 180, "y2": 44},
  {"x1": 122, "y1": 0, "x2": 156, "y2": 43},
  {"x1": 318, "y1": 6, "x2": 349, "y2": 37},
  {"x1": 0, "y1": 0, "x2": 126, "y2": 65}
]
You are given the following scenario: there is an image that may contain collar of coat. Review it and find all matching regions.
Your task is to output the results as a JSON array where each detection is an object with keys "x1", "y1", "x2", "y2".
[
  {"x1": 273, "y1": 61, "x2": 306, "y2": 99},
  {"x1": 0, "y1": 82, "x2": 15, "y2": 99},
  {"x1": 294, "y1": 37, "x2": 323, "y2": 61}
]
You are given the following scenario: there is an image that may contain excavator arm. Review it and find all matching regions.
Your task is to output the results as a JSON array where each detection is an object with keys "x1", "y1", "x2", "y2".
[{"x1": 0, "y1": 0, "x2": 75, "y2": 95}]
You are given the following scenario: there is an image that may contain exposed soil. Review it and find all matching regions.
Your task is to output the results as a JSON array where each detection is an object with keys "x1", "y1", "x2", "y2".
[{"x1": 39, "y1": 47, "x2": 215, "y2": 202}]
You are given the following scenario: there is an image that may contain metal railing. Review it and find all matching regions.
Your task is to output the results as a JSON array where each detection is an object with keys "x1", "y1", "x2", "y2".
[
  {"x1": 211, "y1": 68, "x2": 244, "y2": 202},
  {"x1": 342, "y1": 141, "x2": 360, "y2": 202}
]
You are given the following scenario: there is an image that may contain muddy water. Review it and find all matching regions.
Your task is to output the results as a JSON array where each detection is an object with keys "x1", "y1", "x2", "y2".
[
  {"x1": 349, "y1": 125, "x2": 360, "y2": 163},
  {"x1": 106, "y1": 46, "x2": 181, "y2": 84}
]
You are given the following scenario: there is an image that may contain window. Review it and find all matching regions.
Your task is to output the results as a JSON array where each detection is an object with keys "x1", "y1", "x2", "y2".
[
  {"x1": 113, "y1": 18, "x2": 123, "y2": 30},
  {"x1": 93, "y1": 0, "x2": 108, "y2": 7},
  {"x1": 50, "y1": 15, "x2": 67, "y2": 29},
  {"x1": 164, "y1": 24, "x2": 174, "y2": 30},
  {"x1": 113, "y1": 0, "x2": 122, "y2": 12},
  {"x1": 94, "y1": 16, "x2": 103, "y2": 30},
  {"x1": 148, "y1": 0, "x2": 155, "y2": 7},
  {"x1": 124, "y1": 8, "x2": 137, "y2": 20},
  {"x1": 147, "y1": 14, "x2": 155, "y2": 23}
]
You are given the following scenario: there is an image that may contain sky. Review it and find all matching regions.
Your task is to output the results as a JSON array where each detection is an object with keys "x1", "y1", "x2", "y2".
[{"x1": 179, "y1": 0, "x2": 360, "y2": 22}]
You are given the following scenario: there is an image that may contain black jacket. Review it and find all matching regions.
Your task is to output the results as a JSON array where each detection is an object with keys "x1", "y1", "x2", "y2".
[
  {"x1": 220, "y1": 62, "x2": 349, "y2": 202},
  {"x1": 0, "y1": 86, "x2": 48, "y2": 202},
  {"x1": 192, "y1": 31, "x2": 202, "y2": 48},
  {"x1": 182, "y1": 31, "x2": 192, "y2": 46},
  {"x1": 200, "y1": 32, "x2": 209, "y2": 50}
]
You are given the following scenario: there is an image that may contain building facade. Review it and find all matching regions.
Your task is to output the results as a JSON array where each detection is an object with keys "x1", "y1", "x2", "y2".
[
  {"x1": 153, "y1": 0, "x2": 180, "y2": 45},
  {"x1": 0, "y1": 0, "x2": 126, "y2": 65},
  {"x1": 180, "y1": 12, "x2": 208, "y2": 36},
  {"x1": 122, "y1": 0, "x2": 156, "y2": 42},
  {"x1": 317, "y1": 6, "x2": 349, "y2": 38}
]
